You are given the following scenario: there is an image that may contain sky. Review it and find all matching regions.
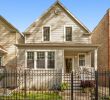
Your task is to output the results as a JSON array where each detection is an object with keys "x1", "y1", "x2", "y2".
[{"x1": 0, "y1": 0, "x2": 110, "y2": 32}]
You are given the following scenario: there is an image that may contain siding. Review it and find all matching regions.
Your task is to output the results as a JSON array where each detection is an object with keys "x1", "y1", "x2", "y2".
[
  {"x1": 17, "y1": 48, "x2": 64, "y2": 70},
  {"x1": 25, "y1": 4, "x2": 90, "y2": 44},
  {"x1": 0, "y1": 19, "x2": 24, "y2": 69}
]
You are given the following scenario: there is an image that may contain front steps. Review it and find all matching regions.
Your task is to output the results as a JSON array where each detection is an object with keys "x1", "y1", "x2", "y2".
[{"x1": 63, "y1": 73, "x2": 82, "y2": 91}]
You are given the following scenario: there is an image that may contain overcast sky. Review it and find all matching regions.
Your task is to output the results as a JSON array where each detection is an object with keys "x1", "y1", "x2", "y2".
[{"x1": 0, "y1": 0, "x2": 110, "y2": 32}]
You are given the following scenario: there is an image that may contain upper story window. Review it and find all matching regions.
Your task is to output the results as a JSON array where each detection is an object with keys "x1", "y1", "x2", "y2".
[
  {"x1": 27, "y1": 52, "x2": 34, "y2": 69},
  {"x1": 79, "y1": 54, "x2": 85, "y2": 67},
  {"x1": 43, "y1": 27, "x2": 50, "y2": 41},
  {"x1": 65, "y1": 27, "x2": 72, "y2": 41}
]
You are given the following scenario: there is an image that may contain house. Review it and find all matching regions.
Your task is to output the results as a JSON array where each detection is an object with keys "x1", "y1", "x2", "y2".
[
  {"x1": 16, "y1": 1, "x2": 98, "y2": 74},
  {"x1": 0, "y1": 16, "x2": 24, "y2": 70},
  {"x1": 91, "y1": 9, "x2": 110, "y2": 71}
]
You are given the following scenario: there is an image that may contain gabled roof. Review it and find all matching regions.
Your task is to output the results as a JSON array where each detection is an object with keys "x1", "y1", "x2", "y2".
[
  {"x1": 0, "y1": 15, "x2": 24, "y2": 37},
  {"x1": 0, "y1": 15, "x2": 19, "y2": 32},
  {"x1": 25, "y1": 1, "x2": 90, "y2": 33}
]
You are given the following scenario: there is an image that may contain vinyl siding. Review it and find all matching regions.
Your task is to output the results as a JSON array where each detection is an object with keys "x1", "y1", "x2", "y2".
[{"x1": 25, "y1": 4, "x2": 90, "y2": 44}]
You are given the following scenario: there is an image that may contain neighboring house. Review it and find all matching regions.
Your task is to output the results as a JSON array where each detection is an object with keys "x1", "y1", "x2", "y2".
[
  {"x1": 0, "y1": 16, "x2": 24, "y2": 70},
  {"x1": 16, "y1": 1, "x2": 98, "y2": 73},
  {"x1": 91, "y1": 9, "x2": 110, "y2": 71}
]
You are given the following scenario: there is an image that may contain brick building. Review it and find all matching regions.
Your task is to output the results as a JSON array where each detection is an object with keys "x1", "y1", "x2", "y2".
[{"x1": 92, "y1": 9, "x2": 110, "y2": 71}]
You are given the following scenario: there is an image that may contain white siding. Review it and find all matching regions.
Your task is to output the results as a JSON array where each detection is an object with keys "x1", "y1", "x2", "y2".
[{"x1": 25, "y1": 4, "x2": 90, "y2": 44}]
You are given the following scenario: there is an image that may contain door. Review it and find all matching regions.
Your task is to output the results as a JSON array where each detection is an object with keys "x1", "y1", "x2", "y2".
[{"x1": 65, "y1": 57, "x2": 73, "y2": 73}]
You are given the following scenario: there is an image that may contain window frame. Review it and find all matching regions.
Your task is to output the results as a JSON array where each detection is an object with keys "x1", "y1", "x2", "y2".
[
  {"x1": 78, "y1": 53, "x2": 86, "y2": 67},
  {"x1": 47, "y1": 51, "x2": 55, "y2": 69},
  {"x1": 36, "y1": 51, "x2": 45, "y2": 69},
  {"x1": 26, "y1": 52, "x2": 35, "y2": 69},
  {"x1": 26, "y1": 50, "x2": 56, "y2": 70},
  {"x1": 64, "y1": 25, "x2": 73, "y2": 42},
  {"x1": 0, "y1": 56, "x2": 2, "y2": 67},
  {"x1": 42, "y1": 26, "x2": 51, "y2": 42}
]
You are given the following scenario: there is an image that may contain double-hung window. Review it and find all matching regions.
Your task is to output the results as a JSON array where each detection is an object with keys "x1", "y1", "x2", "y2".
[
  {"x1": 47, "y1": 52, "x2": 55, "y2": 69},
  {"x1": 65, "y1": 27, "x2": 72, "y2": 41},
  {"x1": 27, "y1": 51, "x2": 55, "y2": 69},
  {"x1": 37, "y1": 52, "x2": 45, "y2": 69},
  {"x1": 27, "y1": 52, "x2": 34, "y2": 69},
  {"x1": 43, "y1": 27, "x2": 50, "y2": 41},
  {"x1": 79, "y1": 54, "x2": 85, "y2": 67}
]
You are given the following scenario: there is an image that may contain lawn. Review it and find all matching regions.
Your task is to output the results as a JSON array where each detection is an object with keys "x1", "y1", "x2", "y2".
[{"x1": 0, "y1": 92, "x2": 62, "y2": 100}]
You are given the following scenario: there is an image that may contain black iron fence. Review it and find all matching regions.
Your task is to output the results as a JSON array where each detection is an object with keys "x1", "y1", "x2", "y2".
[{"x1": 0, "y1": 69, "x2": 109, "y2": 100}]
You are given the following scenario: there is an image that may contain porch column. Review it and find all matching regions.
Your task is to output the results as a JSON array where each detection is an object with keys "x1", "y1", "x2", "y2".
[{"x1": 94, "y1": 49, "x2": 98, "y2": 71}]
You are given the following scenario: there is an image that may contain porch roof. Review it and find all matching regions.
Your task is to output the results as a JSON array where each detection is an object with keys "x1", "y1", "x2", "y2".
[{"x1": 16, "y1": 43, "x2": 99, "y2": 51}]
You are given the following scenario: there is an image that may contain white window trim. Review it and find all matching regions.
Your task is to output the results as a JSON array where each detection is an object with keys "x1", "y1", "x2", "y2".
[
  {"x1": 42, "y1": 26, "x2": 51, "y2": 42},
  {"x1": 25, "y1": 50, "x2": 56, "y2": 70},
  {"x1": 64, "y1": 25, "x2": 73, "y2": 42},
  {"x1": 78, "y1": 53, "x2": 86, "y2": 68}
]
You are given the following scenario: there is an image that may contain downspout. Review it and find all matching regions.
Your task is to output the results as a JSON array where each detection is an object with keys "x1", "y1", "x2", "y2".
[{"x1": 108, "y1": 10, "x2": 110, "y2": 71}]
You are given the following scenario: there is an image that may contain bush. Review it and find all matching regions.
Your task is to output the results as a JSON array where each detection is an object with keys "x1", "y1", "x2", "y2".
[
  {"x1": 52, "y1": 83, "x2": 68, "y2": 91},
  {"x1": 80, "y1": 80, "x2": 95, "y2": 93},
  {"x1": 80, "y1": 80, "x2": 95, "y2": 88},
  {"x1": 52, "y1": 84, "x2": 61, "y2": 91},
  {"x1": 60, "y1": 83, "x2": 68, "y2": 91}
]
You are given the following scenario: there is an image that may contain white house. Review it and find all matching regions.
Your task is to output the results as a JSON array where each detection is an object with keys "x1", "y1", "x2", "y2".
[{"x1": 16, "y1": 1, "x2": 98, "y2": 74}]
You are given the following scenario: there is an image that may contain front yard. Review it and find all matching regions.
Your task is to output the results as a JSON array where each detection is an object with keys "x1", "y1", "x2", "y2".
[{"x1": 0, "y1": 92, "x2": 62, "y2": 100}]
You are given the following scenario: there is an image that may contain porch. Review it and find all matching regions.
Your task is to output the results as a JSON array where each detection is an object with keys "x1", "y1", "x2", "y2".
[{"x1": 63, "y1": 47, "x2": 98, "y2": 74}]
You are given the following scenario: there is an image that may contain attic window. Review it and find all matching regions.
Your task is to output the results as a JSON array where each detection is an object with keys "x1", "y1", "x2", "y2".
[
  {"x1": 43, "y1": 27, "x2": 50, "y2": 41},
  {"x1": 65, "y1": 27, "x2": 72, "y2": 41}
]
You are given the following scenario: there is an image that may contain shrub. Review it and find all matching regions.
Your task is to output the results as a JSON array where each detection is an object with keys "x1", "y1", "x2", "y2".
[
  {"x1": 80, "y1": 80, "x2": 95, "y2": 88},
  {"x1": 60, "y1": 83, "x2": 68, "y2": 91},
  {"x1": 80, "y1": 80, "x2": 95, "y2": 93},
  {"x1": 52, "y1": 84, "x2": 61, "y2": 91}
]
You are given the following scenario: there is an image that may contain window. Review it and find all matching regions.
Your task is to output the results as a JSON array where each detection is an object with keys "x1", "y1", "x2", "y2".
[
  {"x1": 65, "y1": 27, "x2": 72, "y2": 41},
  {"x1": 37, "y1": 52, "x2": 45, "y2": 68},
  {"x1": 79, "y1": 54, "x2": 85, "y2": 67},
  {"x1": 26, "y1": 51, "x2": 55, "y2": 69},
  {"x1": 0, "y1": 57, "x2": 1, "y2": 66},
  {"x1": 43, "y1": 27, "x2": 50, "y2": 41},
  {"x1": 47, "y1": 52, "x2": 55, "y2": 69},
  {"x1": 27, "y1": 52, "x2": 34, "y2": 68}
]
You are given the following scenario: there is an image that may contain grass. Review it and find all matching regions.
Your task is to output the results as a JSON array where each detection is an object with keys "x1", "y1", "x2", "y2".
[{"x1": 0, "y1": 92, "x2": 62, "y2": 100}]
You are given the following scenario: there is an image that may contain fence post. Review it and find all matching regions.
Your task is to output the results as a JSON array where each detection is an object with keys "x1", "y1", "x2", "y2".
[
  {"x1": 109, "y1": 72, "x2": 110, "y2": 96},
  {"x1": 24, "y1": 70, "x2": 27, "y2": 98},
  {"x1": 95, "y1": 71, "x2": 98, "y2": 100},
  {"x1": 71, "y1": 71, "x2": 73, "y2": 100}
]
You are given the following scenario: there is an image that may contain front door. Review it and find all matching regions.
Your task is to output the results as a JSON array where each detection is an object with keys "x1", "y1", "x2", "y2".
[{"x1": 65, "y1": 58, "x2": 73, "y2": 73}]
